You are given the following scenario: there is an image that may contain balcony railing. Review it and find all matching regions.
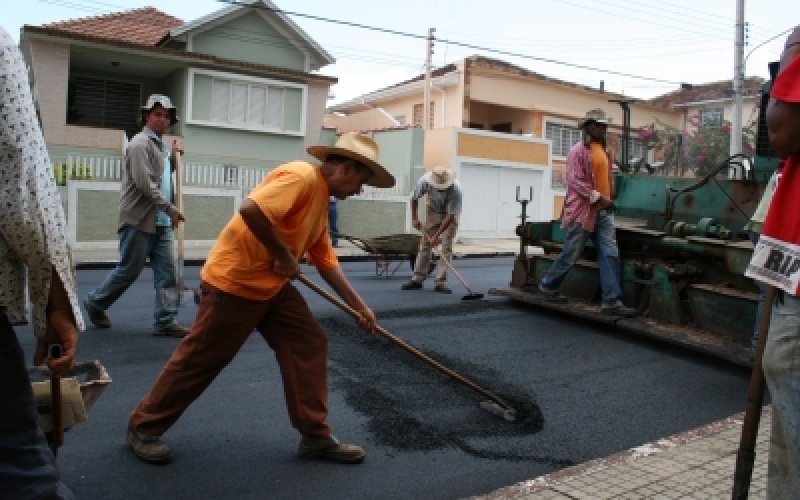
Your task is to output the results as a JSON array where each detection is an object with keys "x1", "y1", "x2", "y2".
[{"x1": 57, "y1": 154, "x2": 407, "y2": 198}]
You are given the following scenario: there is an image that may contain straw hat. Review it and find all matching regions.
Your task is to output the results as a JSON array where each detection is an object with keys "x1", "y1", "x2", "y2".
[
  {"x1": 307, "y1": 132, "x2": 395, "y2": 188},
  {"x1": 424, "y1": 166, "x2": 456, "y2": 190},
  {"x1": 579, "y1": 108, "x2": 612, "y2": 128},
  {"x1": 141, "y1": 94, "x2": 178, "y2": 126}
]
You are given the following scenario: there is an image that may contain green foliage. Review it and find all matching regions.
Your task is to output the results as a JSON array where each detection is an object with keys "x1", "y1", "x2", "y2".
[
  {"x1": 637, "y1": 116, "x2": 756, "y2": 176},
  {"x1": 52, "y1": 162, "x2": 92, "y2": 185}
]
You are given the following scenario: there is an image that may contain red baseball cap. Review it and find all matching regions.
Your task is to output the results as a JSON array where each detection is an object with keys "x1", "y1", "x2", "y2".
[{"x1": 771, "y1": 53, "x2": 800, "y2": 103}]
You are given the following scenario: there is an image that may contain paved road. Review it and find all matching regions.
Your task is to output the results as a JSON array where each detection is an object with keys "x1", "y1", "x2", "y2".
[{"x1": 15, "y1": 257, "x2": 752, "y2": 499}]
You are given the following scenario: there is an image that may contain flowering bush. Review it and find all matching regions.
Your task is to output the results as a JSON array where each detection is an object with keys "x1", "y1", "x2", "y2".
[{"x1": 637, "y1": 116, "x2": 756, "y2": 176}]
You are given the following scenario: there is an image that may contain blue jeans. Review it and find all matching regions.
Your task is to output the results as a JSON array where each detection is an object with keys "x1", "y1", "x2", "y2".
[
  {"x1": 0, "y1": 315, "x2": 75, "y2": 500},
  {"x1": 87, "y1": 225, "x2": 178, "y2": 329},
  {"x1": 762, "y1": 292, "x2": 800, "y2": 499},
  {"x1": 328, "y1": 201, "x2": 338, "y2": 246},
  {"x1": 539, "y1": 210, "x2": 623, "y2": 307}
]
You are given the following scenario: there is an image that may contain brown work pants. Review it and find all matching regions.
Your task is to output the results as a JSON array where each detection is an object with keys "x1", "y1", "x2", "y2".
[{"x1": 129, "y1": 281, "x2": 331, "y2": 438}]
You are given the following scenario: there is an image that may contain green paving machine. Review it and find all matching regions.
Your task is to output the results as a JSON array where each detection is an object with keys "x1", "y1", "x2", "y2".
[{"x1": 489, "y1": 65, "x2": 782, "y2": 367}]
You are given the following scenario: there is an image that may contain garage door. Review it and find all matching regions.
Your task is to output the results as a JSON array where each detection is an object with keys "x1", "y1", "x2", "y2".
[{"x1": 458, "y1": 162, "x2": 543, "y2": 239}]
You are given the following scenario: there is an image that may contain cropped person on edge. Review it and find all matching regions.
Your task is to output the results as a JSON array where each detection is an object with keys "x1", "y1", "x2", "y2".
[
  {"x1": 743, "y1": 25, "x2": 800, "y2": 500},
  {"x1": 0, "y1": 25, "x2": 84, "y2": 500}
]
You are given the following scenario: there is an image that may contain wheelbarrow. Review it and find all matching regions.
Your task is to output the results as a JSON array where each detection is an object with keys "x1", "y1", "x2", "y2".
[
  {"x1": 335, "y1": 233, "x2": 437, "y2": 278},
  {"x1": 27, "y1": 360, "x2": 112, "y2": 455}
]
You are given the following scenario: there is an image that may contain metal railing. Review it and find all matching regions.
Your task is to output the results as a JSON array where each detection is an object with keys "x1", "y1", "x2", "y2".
[{"x1": 57, "y1": 154, "x2": 408, "y2": 198}]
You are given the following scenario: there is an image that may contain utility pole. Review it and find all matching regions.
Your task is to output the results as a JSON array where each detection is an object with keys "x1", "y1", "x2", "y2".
[
  {"x1": 423, "y1": 28, "x2": 435, "y2": 131},
  {"x1": 730, "y1": 0, "x2": 745, "y2": 156}
]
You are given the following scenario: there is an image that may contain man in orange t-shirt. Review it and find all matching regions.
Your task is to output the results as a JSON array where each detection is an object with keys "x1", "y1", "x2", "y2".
[{"x1": 127, "y1": 133, "x2": 394, "y2": 466}]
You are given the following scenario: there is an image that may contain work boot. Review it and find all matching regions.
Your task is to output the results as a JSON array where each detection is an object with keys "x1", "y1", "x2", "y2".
[
  {"x1": 401, "y1": 280, "x2": 423, "y2": 290},
  {"x1": 434, "y1": 284, "x2": 452, "y2": 294},
  {"x1": 153, "y1": 324, "x2": 191, "y2": 338},
  {"x1": 127, "y1": 425, "x2": 172, "y2": 464},
  {"x1": 537, "y1": 284, "x2": 568, "y2": 304},
  {"x1": 601, "y1": 302, "x2": 637, "y2": 317},
  {"x1": 83, "y1": 300, "x2": 111, "y2": 328},
  {"x1": 298, "y1": 434, "x2": 365, "y2": 464}
]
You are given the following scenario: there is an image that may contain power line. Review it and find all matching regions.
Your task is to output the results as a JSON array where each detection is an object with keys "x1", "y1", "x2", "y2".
[{"x1": 216, "y1": 0, "x2": 684, "y2": 85}]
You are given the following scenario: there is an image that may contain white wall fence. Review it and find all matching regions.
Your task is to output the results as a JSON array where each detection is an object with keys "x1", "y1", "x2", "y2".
[{"x1": 62, "y1": 154, "x2": 408, "y2": 198}]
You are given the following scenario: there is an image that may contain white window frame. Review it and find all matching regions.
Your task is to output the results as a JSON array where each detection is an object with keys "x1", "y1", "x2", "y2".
[
  {"x1": 186, "y1": 68, "x2": 307, "y2": 136},
  {"x1": 698, "y1": 107, "x2": 724, "y2": 128},
  {"x1": 543, "y1": 117, "x2": 582, "y2": 159}
]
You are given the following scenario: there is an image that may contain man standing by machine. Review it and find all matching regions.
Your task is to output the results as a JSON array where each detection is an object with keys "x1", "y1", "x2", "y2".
[
  {"x1": 745, "y1": 26, "x2": 800, "y2": 499},
  {"x1": 84, "y1": 95, "x2": 190, "y2": 337},
  {"x1": 126, "y1": 132, "x2": 392, "y2": 465},
  {"x1": 537, "y1": 109, "x2": 636, "y2": 317},
  {"x1": 402, "y1": 166, "x2": 462, "y2": 294}
]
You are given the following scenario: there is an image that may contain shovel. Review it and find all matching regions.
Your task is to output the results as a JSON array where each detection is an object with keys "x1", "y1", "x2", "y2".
[
  {"x1": 427, "y1": 236, "x2": 484, "y2": 300},
  {"x1": 161, "y1": 149, "x2": 195, "y2": 308}
]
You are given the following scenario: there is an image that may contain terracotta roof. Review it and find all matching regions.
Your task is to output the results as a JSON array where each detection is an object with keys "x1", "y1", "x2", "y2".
[
  {"x1": 23, "y1": 26, "x2": 337, "y2": 84},
  {"x1": 42, "y1": 7, "x2": 183, "y2": 46},
  {"x1": 648, "y1": 77, "x2": 766, "y2": 107}
]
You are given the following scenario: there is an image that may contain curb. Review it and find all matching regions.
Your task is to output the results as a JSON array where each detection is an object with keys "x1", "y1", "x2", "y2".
[{"x1": 74, "y1": 251, "x2": 517, "y2": 270}]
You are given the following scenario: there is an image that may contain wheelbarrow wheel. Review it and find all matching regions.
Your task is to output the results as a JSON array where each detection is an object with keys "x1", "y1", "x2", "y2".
[{"x1": 409, "y1": 254, "x2": 436, "y2": 275}]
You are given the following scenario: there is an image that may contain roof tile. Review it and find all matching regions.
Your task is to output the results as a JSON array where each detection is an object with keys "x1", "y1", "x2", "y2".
[
  {"x1": 648, "y1": 77, "x2": 766, "y2": 107},
  {"x1": 42, "y1": 7, "x2": 183, "y2": 46}
]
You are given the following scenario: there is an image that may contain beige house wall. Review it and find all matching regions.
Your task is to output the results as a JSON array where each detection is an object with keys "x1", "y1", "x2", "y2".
[
  {"x1": 325, "y1": 82, "x2": 464, "y2": 133},
  {"x1": 470, "y1": 73, "x2": 682, "y2": 131},
  {"x1": 30, "y1": 39, "x2": 124, "y2": 150},
  {"x1": 423, "y1": 128, "x2": 455, "y2": 170},
  {"x1": 304, "y1": 81, "x2": 333, "y2": 158}
]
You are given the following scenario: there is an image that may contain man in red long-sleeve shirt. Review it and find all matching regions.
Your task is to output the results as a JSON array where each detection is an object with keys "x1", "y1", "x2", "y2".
[{"x1": 538, "y1": 108, "x2": 635, "y2": 317}]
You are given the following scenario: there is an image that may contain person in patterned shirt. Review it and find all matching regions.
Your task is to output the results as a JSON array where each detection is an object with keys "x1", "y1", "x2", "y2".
[{"x1": 0, "y1": 26, "x2": 84, "y2": 499}]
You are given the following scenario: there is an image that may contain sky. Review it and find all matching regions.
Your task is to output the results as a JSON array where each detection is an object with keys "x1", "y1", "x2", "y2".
[{"x1": 5, "y1": 0, "x2": 799, "y2": 106}]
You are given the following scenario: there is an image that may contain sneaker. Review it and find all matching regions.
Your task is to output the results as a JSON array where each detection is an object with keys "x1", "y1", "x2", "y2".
[
  {"x1": 434, "y1": 284, "x2": 452, "y2": 294},
  {"x1": 153, "y1": 324, "x2": 191, "y2": 338},
  {"x1": 601, "y1": 302, "x2": 637, "y2": 317},
  {"x1": 298, "y1": 434, "x2": 365, "y2": 464},
  {"x1": 127, "y1": 425, "x2": 172, "y2": 464},
  {"x1": 401, "y1": 281, "x2": 423, "y2": 290},
  {"x1": 83, "y1": 300, "x2": 111, "y2": 328},
  {"x1": 537, "y1": 284, "x2": 568, "y2": 304}
]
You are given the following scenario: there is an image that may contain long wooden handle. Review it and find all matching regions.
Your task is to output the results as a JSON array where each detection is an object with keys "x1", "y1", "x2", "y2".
[
  {"x1": 49, "y1": 344, "x2": 64, "y2": 455},
  {"x1": 731, "y1": 286, "x2": 775, "y2": 499},
  {"x1": 173, "y1": 151, "x2": 184, "y2": 289},
  {"x1": 296, "y1": 274, "x2": 511, "y2": 411},
  {"x1": 427, "y1": 236, "x2": 472, "y2": 291}
]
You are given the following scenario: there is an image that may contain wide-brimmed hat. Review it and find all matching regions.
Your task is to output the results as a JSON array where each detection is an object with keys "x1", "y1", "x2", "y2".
[
  {"x1": 424, "y1": 166, "x2": 456, "y2": 190},
  {"x1": 771, "y1": 53, "x2": 800, "y2": 103},
  {"x1": 307, "y1": 132, "x2": 395, "y2": 188},
  {"x1": 579, "y1": 108, "x2": 612, "y2": 128},
  {"x1": 141, "y1": 94, "x2": 178, "y2": 126}
]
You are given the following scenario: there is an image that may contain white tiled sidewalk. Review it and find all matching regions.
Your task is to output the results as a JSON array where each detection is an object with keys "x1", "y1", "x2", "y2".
[{"x1": 470, "y1": 407, "x2": 770, "y2": 500}]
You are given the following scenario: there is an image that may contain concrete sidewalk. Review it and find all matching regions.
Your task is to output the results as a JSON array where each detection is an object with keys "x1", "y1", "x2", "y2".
[
  {"x1": 72, "y1": 237, "x2": 524, "y2": 268},
  {"x1": 470, "y1": 407, "x2": 770, "y2": 500}
]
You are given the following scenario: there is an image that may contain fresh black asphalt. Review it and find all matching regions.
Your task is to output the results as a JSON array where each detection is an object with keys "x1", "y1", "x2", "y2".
[{"x1": 15, "y1": 257, "x2": 753, "y2": 499}]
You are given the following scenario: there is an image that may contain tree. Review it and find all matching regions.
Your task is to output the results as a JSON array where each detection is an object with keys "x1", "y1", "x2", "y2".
[{"x1": 637, "y1": 116, "x2": 756, "y2": 177}]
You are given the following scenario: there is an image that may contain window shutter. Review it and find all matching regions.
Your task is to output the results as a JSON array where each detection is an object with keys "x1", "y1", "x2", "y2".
[
  {"x1": 265, "y1": 87, "x2": 284, "y2": 129},
  {"x1": 230, "y1": 83, "x2": 247, "y2": 124},
  {"x1": 249, "y1": 86, "x2": 267, "y2": 126},
  {"x1": 211, "y1": 79, "x2": 230, "y2": 123}
]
